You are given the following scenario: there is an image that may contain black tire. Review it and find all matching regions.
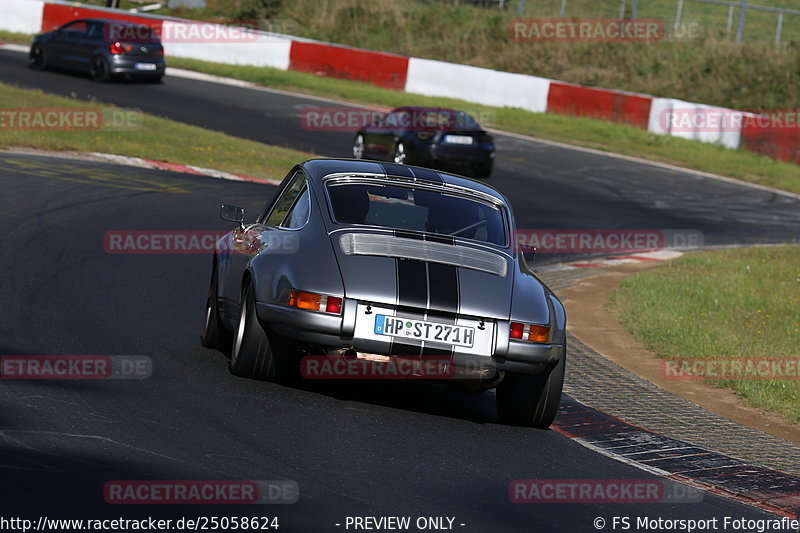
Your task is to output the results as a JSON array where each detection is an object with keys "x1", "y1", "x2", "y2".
[
  {"x1": 28, "y1": 45, "x2": 47, "y2": 70},
  {"x1": 496, "y1": 345, "x2": 566, "y2": 428},
  {"x1": 230, "y1": 280, "x2": 295, "y2": 383},
  {"x1": 200, "y1": 260, "x2": 230, "y2": 350},
  {"x1": 90, "y1": 56, "x2": 111, "y2": 82},
  {"x1": 352, "y1": 133, "x2": 365, "y2": 159},
  {"x1": 393, "y1": 141, "x2": 407, "y2": 165}
]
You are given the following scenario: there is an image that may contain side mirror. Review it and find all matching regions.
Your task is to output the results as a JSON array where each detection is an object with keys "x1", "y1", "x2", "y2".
[
  {"x1": 220, "y1": 204, "x2": 245, "y2": 228},
  {"x1": 521, "y1": 247, "x2": 536, "y2": 263}
]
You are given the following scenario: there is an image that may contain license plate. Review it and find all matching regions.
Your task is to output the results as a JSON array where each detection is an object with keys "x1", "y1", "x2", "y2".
[
  {"x1": 444, "y1": 135, "x2": 474, "y2": 145},
  {"x1": 135, "y1": 63, "x2": 158, "y2": 71},
  {"x1": 374, "y1": 315, "x2": 475, "y2": 348}
]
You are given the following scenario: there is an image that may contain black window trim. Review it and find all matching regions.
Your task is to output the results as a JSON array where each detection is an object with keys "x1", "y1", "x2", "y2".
[{"x1": 257, "y1": 169, "x2": 308, "y2": 225}]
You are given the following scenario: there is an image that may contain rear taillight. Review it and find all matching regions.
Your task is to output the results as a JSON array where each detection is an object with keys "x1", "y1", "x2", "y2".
[
  {"x1": 509, "y1": 322, "x2": 551, "y2": 343},
  {"x1": 287, "y1": 290, "x2": 342, "y2": 315},
  {"x1": 109, "y1": 41, "x2": 125, "y2": 54}
]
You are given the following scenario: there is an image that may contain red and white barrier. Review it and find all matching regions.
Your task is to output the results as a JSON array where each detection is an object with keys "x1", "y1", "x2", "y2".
[
  {"x1": 289, "y1": 41, "x2": 408, "y2": 90},
  {"x1": 741, "y1": 116, "x2": 800, "y2": 165},
  {"x1": 4, "y1": 0, "x2": 796, "y2": 167},
  {"x1": 406, "y1": 58, "x2": 550, "y2": 113},
  {"x1": 547, "y1": 81, "x2": 652, "y2": 129},
  {"x1": 162, "y1": 21, "x2": 291, "y2": 69},
  {"x1": 648, "y1": 98, "x2": 745, "y2": 150}
]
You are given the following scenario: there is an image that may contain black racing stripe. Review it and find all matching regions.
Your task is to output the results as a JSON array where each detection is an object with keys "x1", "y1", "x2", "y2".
[
  {"x1": 391, "y1": 229, "x2": 426, "y2": 357},
  {"x1": 423, "y1": 346, "x2": 452, "y2": 359},
  {"x1": 396, "y1": 259, "x2": 427, "y2": 310},
  {"x1": 392, "y1": 341, "x2": 424, "y2": 357},
  {"x1": 424, "y1": 234, "x2": 459, "y2": 359},
  {"x1": 425, "y1": 234, "x2": 458, "y2": 315},
  {"x1": 427, "y1": 262, "x2": 459, "y2": 314},
  {"x1": 395, "y1": 230, "x2": 423, "y2": 241},
  {"x1": 380, "y1": 162, "x2": 415, "y2": 178}
]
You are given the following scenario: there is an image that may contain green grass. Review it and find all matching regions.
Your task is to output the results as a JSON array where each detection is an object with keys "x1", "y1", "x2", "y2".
[
  {"x1": 611, "y1": 247, "x2": 800, "y2": 423},
  {"x1": 0, "y1": 30, "x2": 33, "y2": 44},
  {"x1": 0, "y1": 82, "x2": 313, "y2": 179}
]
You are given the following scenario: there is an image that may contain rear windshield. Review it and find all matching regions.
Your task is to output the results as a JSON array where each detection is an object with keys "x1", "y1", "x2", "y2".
[
  {"x1": 105, "y1": 22, "x2": 161, "y2": 43},
  {"x1": 327, "y1": 182, "x2": 507, "y2": 246}
]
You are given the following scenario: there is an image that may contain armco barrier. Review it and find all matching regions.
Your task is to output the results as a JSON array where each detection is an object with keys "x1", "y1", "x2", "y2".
[
  {"x1": 289, "y1": 41, "x2": 408, "y2": 90},
  {"x1": 6, "y1": 0, "x2": 43, "y2": 34},
  {"x1": 405, "y1": 58, "x2": 550, "y2": 114},
  {"x1": 547, "y1": 81, "x2": 652, "y2": 129},
  {"x1": 162, "y1": 21, "x2": 291, "y2": 69},
  {"x1": 648, "y1": 98, "x2": 743, "y2": 150},
  {"x1": 741, "y1": 120, "x2": 800, "y2": 165}
]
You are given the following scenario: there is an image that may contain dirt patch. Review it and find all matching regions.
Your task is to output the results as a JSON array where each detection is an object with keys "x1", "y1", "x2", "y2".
[{"x1": 559, "y1": 262, "x2": 800, "y2": 445}]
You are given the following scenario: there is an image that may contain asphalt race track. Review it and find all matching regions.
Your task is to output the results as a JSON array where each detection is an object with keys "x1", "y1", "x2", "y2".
[
  {"x1": 1, "y1": 47, "x2": 799, "y2": 530},
  {"x1": 0, "y1": 153, "x2": 783, "y2": 530},
  {"x1": 1, "y1": 48, "x2": 800, "y2": 267}
]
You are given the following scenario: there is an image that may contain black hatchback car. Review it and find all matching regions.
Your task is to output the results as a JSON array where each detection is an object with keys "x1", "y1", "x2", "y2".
[
  {"x1": 28, "y1": 18, "x2": 165, "y2": 83},
  {"x1": 352, "y1": 106, "x2": 496, "y2": 178}
]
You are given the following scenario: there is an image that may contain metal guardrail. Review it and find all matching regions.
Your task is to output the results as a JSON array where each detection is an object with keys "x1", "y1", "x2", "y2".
[
  {"x1": 672, "y1": 0, "x2": 800, "y2": 43},
  {"x1": 465, "y1": 0, "x2": 800, "y2": 45}
]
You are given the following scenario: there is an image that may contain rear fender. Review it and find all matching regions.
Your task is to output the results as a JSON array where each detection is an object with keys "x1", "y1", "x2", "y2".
[{"x1": 248, "y1": 198, "x2": 345, "y2": 321}]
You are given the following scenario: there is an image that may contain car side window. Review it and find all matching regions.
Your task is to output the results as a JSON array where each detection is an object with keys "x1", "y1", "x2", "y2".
[
  {"x1": 263, "y1": 171, "x2": 307, "y2": 227},
  {"x1": 86, "y1": 22, "x2": 103, "y2": 40},
  {"x1": 60, "y1": 21, "x2": 89, "y2": 38},
  {"x1": 280, "y1": 187, "x2": 310, "y2": 229}
]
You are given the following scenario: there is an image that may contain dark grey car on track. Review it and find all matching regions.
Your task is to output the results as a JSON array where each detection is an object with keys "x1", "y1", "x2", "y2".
[
  {"x1": 202, "y1": 159, "x2": 566, "y2": 428},
  {"x1": 28, "y1": 18, "x2": 165, "y2": 82},
  {"x1": 353, "y1": 107, "x2": 496, "y2": 178}
]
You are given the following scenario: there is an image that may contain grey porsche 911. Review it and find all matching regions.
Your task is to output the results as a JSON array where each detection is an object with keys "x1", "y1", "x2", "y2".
[{"x1": 201, "y1": 159, "x2": 566, "y2": 428}]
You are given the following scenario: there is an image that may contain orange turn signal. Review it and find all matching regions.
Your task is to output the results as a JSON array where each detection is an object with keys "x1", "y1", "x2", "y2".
[
  {"x1": 528, "y1": 324, "x2": 551, "y2": 343},
  {"x1": 509, "y1": 322, "x2": 551, "y2": 343},
  {"x1": 287, "y1": 290, "x2": 321, "y2": 311},
  {"x1": 287, "y1": 290, "x2": 343, "y2": 315}
]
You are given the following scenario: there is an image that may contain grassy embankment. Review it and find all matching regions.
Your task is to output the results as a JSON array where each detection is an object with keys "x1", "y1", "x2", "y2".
[
  {"x1": 611, "y1": 247, "x2": 800, "y2": 424},
  {"x1": 0, "y1": 82, "x2": 312, "y2": 180}
]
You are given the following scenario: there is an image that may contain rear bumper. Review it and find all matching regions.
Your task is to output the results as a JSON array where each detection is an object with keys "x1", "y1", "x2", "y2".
[
  {"x1": 411, "y1": 145, "x2": 494, "y2": 175},
  {"x1": 110, "y1": 56, "x2": 165, "y2": 76},
  {"x1": 256, "y1": 298, "x2": 562, "y2": 376}
]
